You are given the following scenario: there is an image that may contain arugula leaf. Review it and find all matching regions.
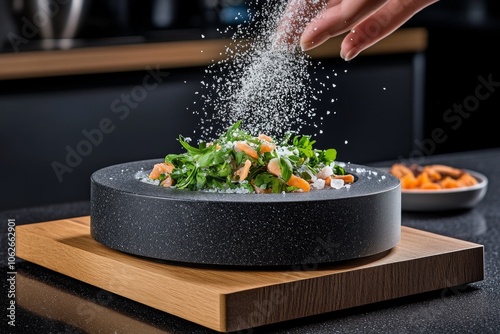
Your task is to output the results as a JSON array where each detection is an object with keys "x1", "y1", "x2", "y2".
[
  {"x1": 279, "y1": 157, "x2": 293, "y2": 182},
  {"x1": 178, "y1": 136, "x2": 202, "y2": 155}
]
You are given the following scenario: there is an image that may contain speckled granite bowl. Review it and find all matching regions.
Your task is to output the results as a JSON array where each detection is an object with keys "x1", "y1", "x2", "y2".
[{"x1": 90, "y1": 159, "x2": 401, "y2": 267}]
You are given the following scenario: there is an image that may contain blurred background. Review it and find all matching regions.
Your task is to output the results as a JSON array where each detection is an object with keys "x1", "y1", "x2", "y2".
[{"x1": 0, "y1": 0, "x2": 499, "y2": 210}]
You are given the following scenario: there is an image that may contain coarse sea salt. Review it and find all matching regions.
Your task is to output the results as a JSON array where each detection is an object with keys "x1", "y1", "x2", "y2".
[{"x1": 330, "y1": 178, "x2": 345, "y2": 189}]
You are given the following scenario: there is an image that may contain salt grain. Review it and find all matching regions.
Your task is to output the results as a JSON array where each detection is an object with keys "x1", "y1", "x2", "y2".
[
  {"x1": 193, "y1": 0, "x2": 334, "y2": 141},
  {"x1": 330, "y1": 179, "x2": 344, "y2": 189}
]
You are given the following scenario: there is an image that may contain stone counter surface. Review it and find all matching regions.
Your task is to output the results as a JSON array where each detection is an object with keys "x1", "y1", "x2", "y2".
[{"x1": 1, "y1": 148, "x2": 499, "y2": 333}]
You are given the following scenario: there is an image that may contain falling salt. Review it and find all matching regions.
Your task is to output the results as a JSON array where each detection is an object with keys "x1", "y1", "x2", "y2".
[{"x1": 193, "y1": 0, "x2": 337, "y2": 140}]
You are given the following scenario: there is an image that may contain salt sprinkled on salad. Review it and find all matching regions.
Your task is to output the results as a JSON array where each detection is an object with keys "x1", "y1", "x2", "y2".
[
  {"x1": 142, "y1": 121, "x2": 355, "y2": 194},
  {"x1": 191, "y1": 0, "x2": 335, "y2": 141}
]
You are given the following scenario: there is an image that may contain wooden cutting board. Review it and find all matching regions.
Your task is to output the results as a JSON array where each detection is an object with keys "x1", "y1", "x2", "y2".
[{"x1": 17, "y1": 216, "x2": 484, "y2": 333}]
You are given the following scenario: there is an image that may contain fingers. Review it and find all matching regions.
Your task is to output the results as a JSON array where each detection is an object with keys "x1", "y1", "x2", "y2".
[
  {"x1": 300, "y1": 0, "x2": 389, "y2": 51},
  {"x1": 339, "y1": 0, "x2": 439, "y2": 60},
  {"x1": 299, "y1": 0, "x2": 439, "y2": 60},
  {"x1": 273, "y1": 0, "x2": 328, "y2": 50}
]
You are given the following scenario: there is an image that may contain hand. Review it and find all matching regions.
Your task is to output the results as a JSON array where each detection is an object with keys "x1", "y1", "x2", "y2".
[{"x1": 276, "y1": 0, "x2": 439, "y2": 60}]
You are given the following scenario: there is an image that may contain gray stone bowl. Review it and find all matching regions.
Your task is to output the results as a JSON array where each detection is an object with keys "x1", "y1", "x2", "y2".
[{"x1": 90, "y1": 159, "x2": 401, "y2": 267}]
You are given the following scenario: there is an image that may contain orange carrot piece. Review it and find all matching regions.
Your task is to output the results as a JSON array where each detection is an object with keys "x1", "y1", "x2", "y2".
[
  {"x1": 234, "y1": 141, "x2": 259, "y2": 159},
  {"x1": 324, "y1": 176, "x2": 332, "y2": 186},
  {"x1": 333, "y1": 174, "x2": 355, "y2": 184},
  {"x1": 267, "y1": 158, "x2": 310, "y2": 192},
  {"x1": 288, "y1": 174, "x2": 311, "y2": 192}
]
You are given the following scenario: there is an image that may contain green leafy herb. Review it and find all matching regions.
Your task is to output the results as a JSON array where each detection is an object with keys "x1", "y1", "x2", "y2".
[{"x1": 149, "y1": 122, "x2": 349, "y2": 193}]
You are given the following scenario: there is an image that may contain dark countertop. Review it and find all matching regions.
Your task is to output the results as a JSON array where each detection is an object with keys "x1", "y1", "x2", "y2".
[{"x1": 1, "y1": 148, "x2": 499, "y2": 333}]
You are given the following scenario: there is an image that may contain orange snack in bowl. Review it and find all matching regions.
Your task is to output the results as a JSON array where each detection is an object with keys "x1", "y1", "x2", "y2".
[
  {"x1": 401, "y1": 174, "x2": 418, "y2": 189},
  {"x1": 420, "y1": 182, "x2": 441, "y2": 190},
  {"x1": 440, "y1": 176, "x2": 459, "y2": 189},
  {"x1": 415, "y1": 170, "x2": 431, "y2": 188},
  {"x1": 422, "y1": 166, "x2": 442, "y2": 181},
  {"x1": 457, "y1": 173, "x2": 479, "y2": 187},
  {"x1": 389, "y1": 163, "x2": 478, "y2": 191},
  {"x1": 390, "y1": 163, "x2": 413, "y2": 179}
]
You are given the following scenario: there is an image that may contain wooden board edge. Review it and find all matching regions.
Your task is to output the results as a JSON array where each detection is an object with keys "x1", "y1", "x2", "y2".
[
  {"x1": 224, "y1": 246, "x2": 484, "y2": 332},
  {"x1": 16, "y1": 223, "x2": 226, "y2": 332},
  {"x1": 16, "y1": 217, "x2": 484, "y2": 333}
]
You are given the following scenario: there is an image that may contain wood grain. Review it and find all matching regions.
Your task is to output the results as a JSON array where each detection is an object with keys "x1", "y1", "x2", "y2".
[
  {"x1": 0, "y1": 28, "x2": 427, "y2": 80},
  {"x1": 17, "y1": 216, "x2": 483, "y2": 332}
]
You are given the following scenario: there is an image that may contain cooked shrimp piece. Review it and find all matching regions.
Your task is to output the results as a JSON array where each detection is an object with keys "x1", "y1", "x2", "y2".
[
  {"x1": 258, "y1": 134, "x2": 273, "y2": 142},
  {"x1": 257, "y1": 134, "x2": 275, "y2": 153},
  {"x1": 259, "y1": 141, "x2": 275, "y2": 153},
  {"x1": 234, "y1": 141, "x2": 259, "y2": 159},
  {"x1": 160, "y1": 175, "x2": 174, "y2": 188},
  {"x1": 233, "y1": 159, "x2": 252, "y2": 181},
  {"x1": 267, "y1": 158, "x2": 282, "y2": 177},
  {"x1": 149, "y1": 162, "x2": 174, "y2": 180},
  {"x1": 333, "y1": 174, "x2": 355, "y2": 184}
]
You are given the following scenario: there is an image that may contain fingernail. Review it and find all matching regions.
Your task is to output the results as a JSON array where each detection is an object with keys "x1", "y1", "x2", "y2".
[
  {"x1": 300, "y1": 39, "x2": 312, "y2": 52},
  {"x1": 343, "y1": 49, "x2": 360, "y2": 62}
]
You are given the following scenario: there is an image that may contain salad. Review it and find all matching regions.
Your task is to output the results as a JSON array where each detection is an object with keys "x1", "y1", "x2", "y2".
[{"x1": 145, "y1": 121, "x2": 354, "y2": 193}]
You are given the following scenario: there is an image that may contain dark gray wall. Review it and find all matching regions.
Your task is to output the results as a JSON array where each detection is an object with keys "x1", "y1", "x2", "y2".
[
  {"x1": 0, "y1": 1, "x2": 11, "y2": 52},
  {"x1": 0, "y1": 54, "x2": 422, "y2": 211},
  {"x1": 407, "y1": 0, "x2": 500, "y2": 154}
]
